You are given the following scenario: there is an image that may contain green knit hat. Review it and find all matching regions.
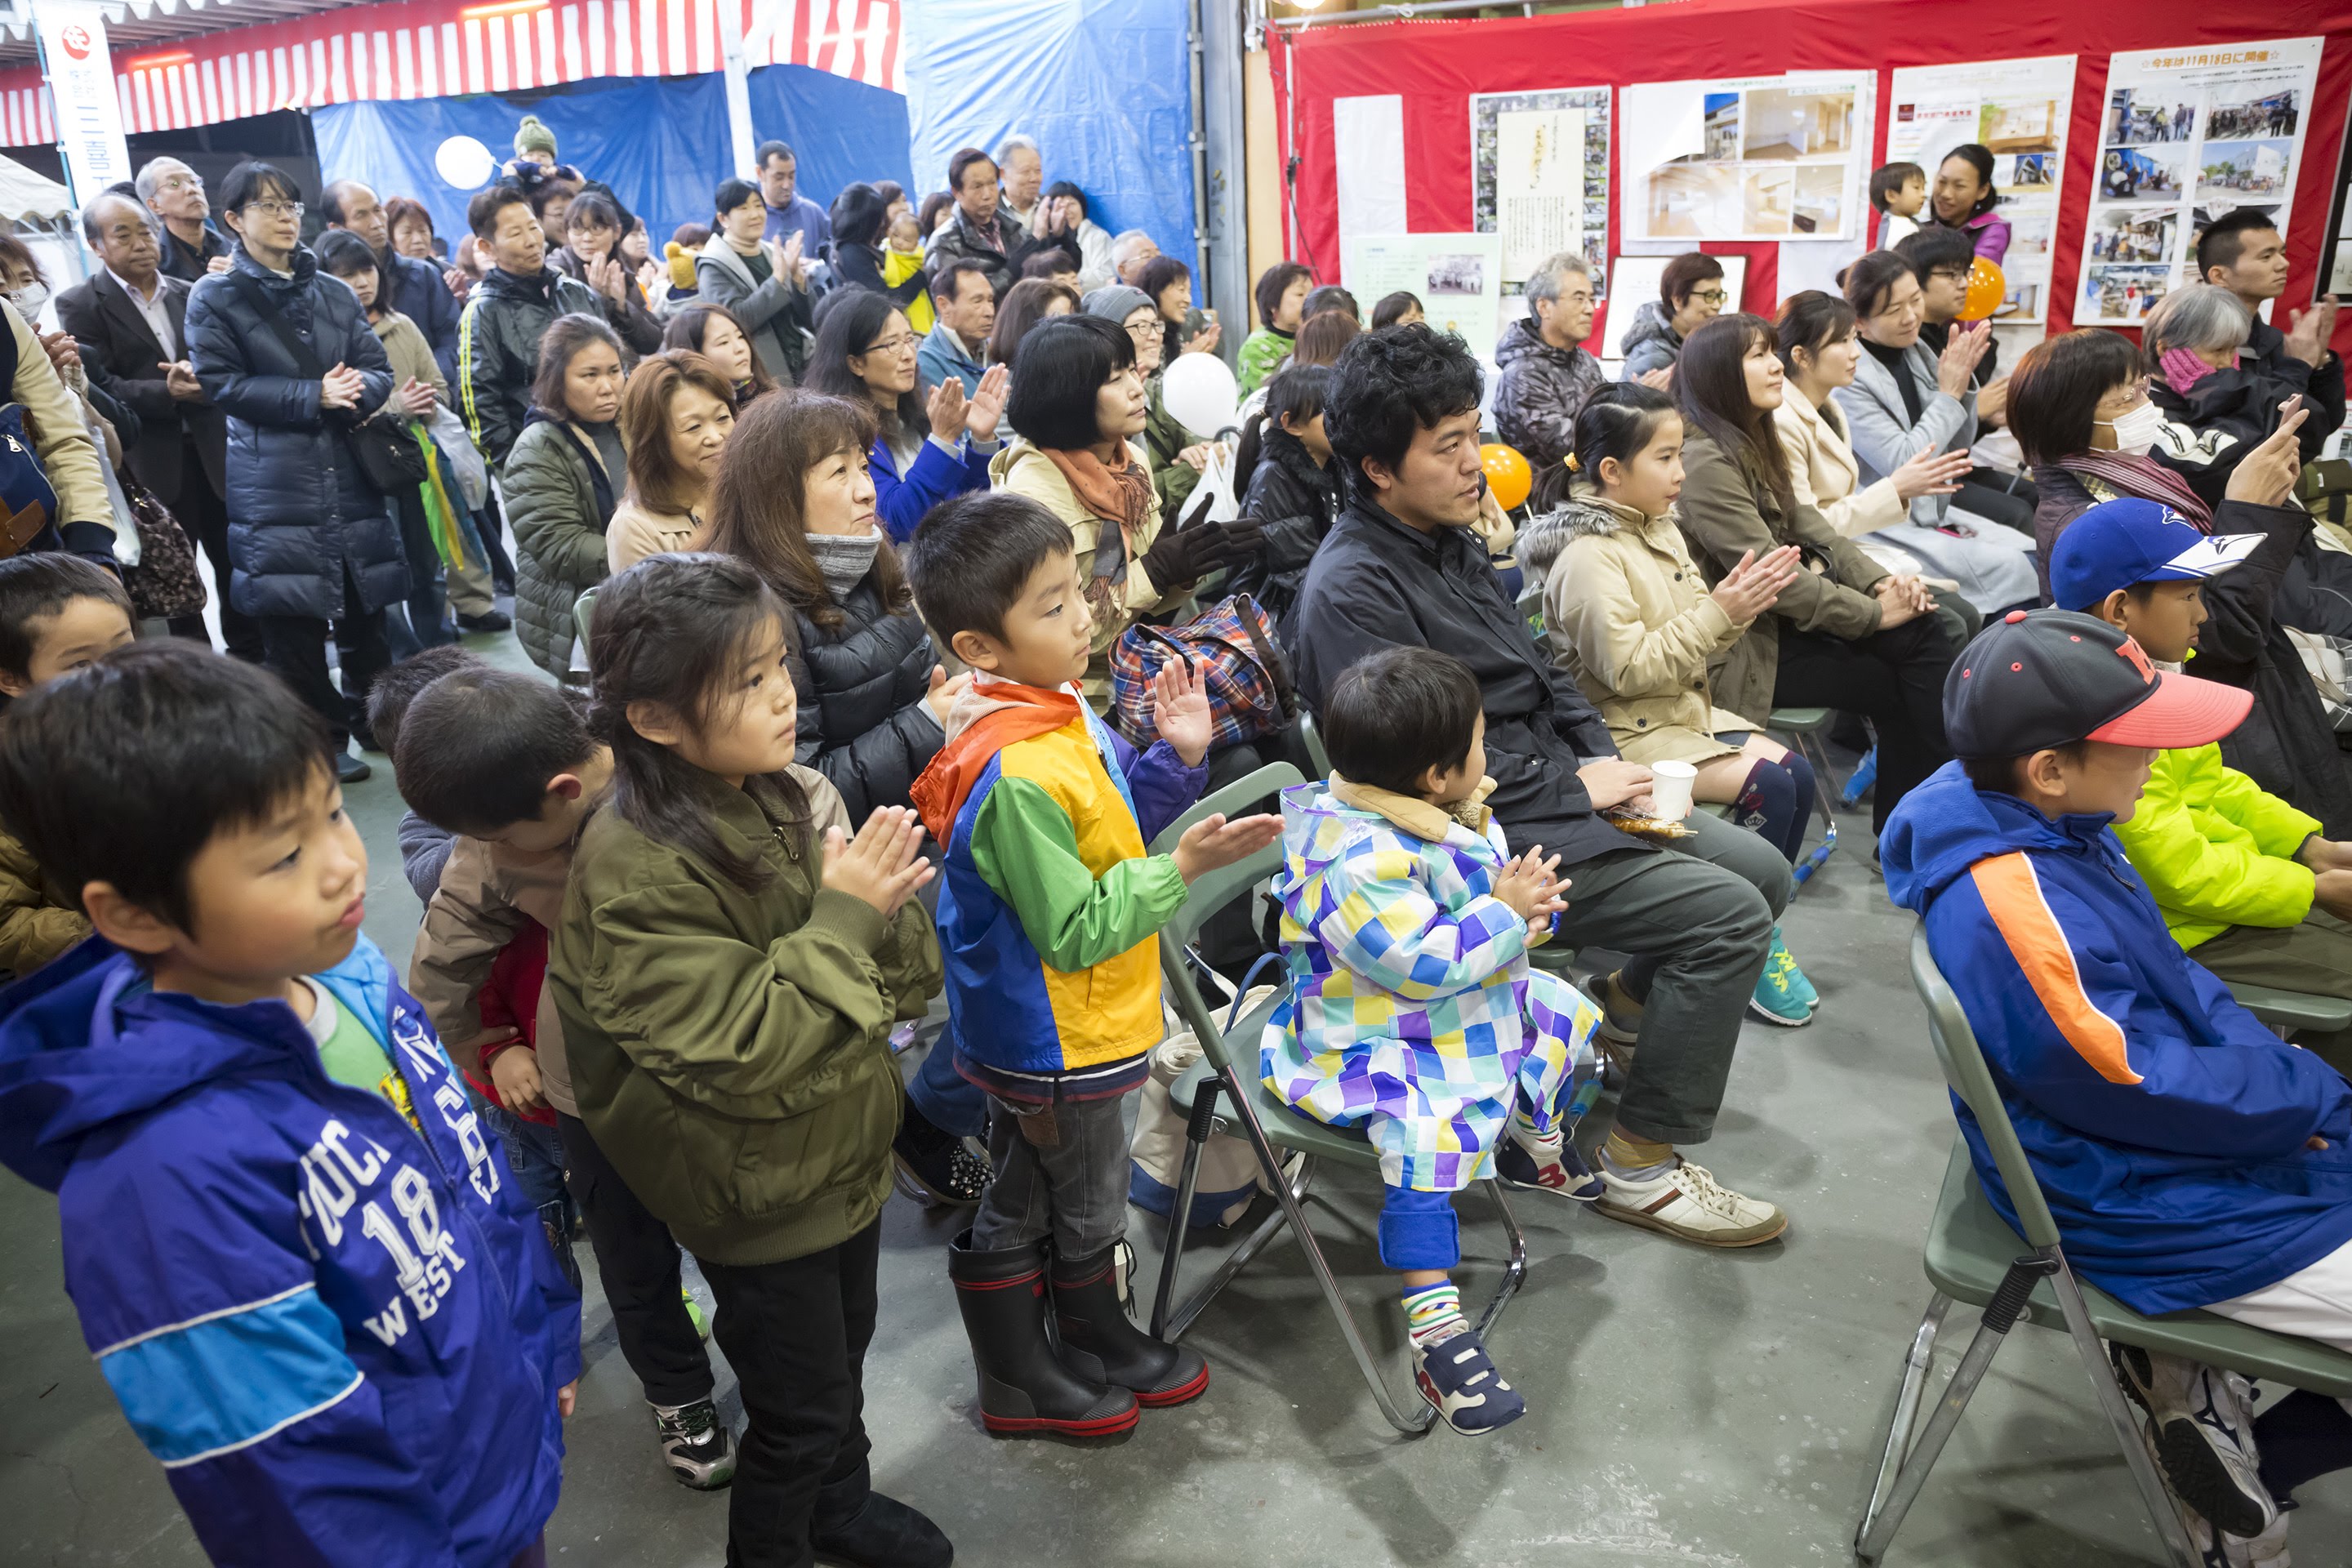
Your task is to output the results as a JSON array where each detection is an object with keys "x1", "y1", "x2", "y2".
[{"x1": 514, "y1": 115, "x2": 557, "y2": 160}]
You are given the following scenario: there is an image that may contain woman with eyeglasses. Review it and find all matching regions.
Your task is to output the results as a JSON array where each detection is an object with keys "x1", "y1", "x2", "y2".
[
  {"x1": 1619, "y1": 253, "x2": 1726, "y2": 382},
  {"x1": 804, "y1": 288, "x2": 1005, "y2": 543},
  {"x1": 185, "y1": 160, "x2": 405, "y2": 784},
  {"x1": 2011, "y1": 327, "x2": 2351, "y2": 831}
]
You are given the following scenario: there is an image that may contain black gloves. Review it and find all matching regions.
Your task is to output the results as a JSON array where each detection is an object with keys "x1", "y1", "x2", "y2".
[{"x1": 1138, "y1": 517, "x2": 1270, "y2": 587}]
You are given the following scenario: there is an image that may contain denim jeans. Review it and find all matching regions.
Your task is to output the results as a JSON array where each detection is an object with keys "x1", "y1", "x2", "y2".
[{"x1": 971, "y1": 1091, "x2": 1133, "y2": 1258}]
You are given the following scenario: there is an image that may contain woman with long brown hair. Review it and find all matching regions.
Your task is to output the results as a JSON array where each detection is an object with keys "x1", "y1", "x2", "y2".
[
  {"x1": 607, "y1": 351, "x2": 736, "y2": 571},
  {"x1": 706, "y1": 388, "x2": 985, "y2": 1207},
  {"x1": 1672, "y1": 312, "x2": 1958, "y2": 834},
  {"x1": 661, "y1": 302, "x2": 777, "y2": 408}
]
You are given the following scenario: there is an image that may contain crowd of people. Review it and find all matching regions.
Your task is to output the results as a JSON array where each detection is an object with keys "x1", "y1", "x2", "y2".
[{"x1": 0, "y1": 113, "x2": 2344, "y2": 1568}]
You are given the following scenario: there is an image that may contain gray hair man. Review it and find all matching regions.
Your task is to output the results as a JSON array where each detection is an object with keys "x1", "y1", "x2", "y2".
[
  {"x1": 1490, "y1": 251, "x2": 1606, "y2": 472},
  {"x1": 136, "y1": 157, "x2": 230, "y2": 282},
  {"x1": 996, "y1": 133, "x2": 1044, "y2": 229},
  {"x1": 1110, "y1": 229, "x2": 1160, "y2": 287}
]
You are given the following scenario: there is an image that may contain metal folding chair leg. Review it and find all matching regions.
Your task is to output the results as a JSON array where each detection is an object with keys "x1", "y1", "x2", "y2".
[
  {"x1": 1469, "y1": 1178, "x2": 1527, "y2": 1339},
  {"x1": 1787, "y1": 728, "x2": 1841, "y2": 889},
  {"x1": 1859, "y1": 1290, "x2": 1952, "y2": 1541},
  {"x1": 2048, "y1": 1255, "x2": 2203, "y2": 1568},
  {"x1": 1855, "y1": 1255, "x2": 2053, "y2": 1561}
]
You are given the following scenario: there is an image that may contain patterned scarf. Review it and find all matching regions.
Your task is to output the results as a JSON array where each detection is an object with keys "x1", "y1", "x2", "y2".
[
  {"x1": 2056, "y1": 448, "x2": 2212, "y2": 529},
  {"x1": 1040, "y1": 443, "x2": 1156, "y2": 616}
]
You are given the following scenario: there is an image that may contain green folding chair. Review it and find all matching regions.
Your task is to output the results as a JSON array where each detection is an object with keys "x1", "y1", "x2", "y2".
[
  {"x1": 1766, "y1": 706, "x2": 1842, "y2": 886},
  {"x1": 1142, "y1": 763, "x2": 1526, "y2": 1436},
  {"x1": 1855, "y1": 928, "x2": 2352, "y2": 1565}
]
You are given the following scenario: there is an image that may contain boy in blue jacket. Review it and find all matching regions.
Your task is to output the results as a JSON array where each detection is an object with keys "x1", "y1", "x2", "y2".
[
  {"x1": 1882, "y1": 609, "x2": 2352, "y2": 1566},
  {"x1": 0, "y1": 644, "x2": 581, "y2": 1568}
]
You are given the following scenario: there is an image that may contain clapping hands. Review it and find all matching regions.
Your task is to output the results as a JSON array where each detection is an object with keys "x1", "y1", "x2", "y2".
[{"x1": 820, "y1": 806, "x2": 933, "y2": 919}]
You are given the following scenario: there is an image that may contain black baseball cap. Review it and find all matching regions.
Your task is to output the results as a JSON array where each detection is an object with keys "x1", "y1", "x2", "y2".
[{"x1": 1944, "y1": 608, "x2": 2251, "y2": 758}]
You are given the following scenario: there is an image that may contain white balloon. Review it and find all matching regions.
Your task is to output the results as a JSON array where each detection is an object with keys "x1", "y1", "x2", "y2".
[
  {"x1": 1160, "y1": 352, "x2": 1240, "y2": 442},
  {"x1": 434, "y1": 136, "x2": 497, "y2": 191}
]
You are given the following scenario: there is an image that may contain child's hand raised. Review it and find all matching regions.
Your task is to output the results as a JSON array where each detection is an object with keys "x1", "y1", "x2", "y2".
[
  {"x1": 1152, "y1": 657, "x2": 1214, "y2": 768},
  {"x1": 1170, "y1": 812, "x2": 1282, "y2": 884},
  {"x1": 822, "y1": 806, "x2": 934, "y2": 919},
  {"x1": 1491, "y1": 845, "x2": 1568, "y2": 926}
]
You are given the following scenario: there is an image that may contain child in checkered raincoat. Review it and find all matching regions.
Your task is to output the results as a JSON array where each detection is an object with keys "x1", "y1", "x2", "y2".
[{"x1": 1262, "y1": 648, "x2": 1601, "y2": 1436}]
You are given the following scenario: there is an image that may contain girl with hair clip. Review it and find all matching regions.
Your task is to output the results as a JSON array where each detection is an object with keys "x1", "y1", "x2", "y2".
[
  {"x1": 1519, "y1": 384, "x2": 1821, "y2": 1025},
  {"x1": 552, "y1": 551, "x2": 949, "y2": 1568}
]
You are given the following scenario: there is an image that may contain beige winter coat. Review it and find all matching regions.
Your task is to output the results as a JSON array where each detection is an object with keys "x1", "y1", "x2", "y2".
[
  {"x1": 1521, "y1": 492, "x2": 1759, "y2": 766},
  {"x1": 1773, "y1": 387, "x2": 1907, "y2": 540}
]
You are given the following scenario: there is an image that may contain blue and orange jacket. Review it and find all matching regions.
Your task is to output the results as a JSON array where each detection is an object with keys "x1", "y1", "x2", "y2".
[
  {"x1": 0, "y1": 934, "x2": 581, "y2": 1566},
  {"x1": 1882, "y1": 762, "x2": 2352, "y2": 1316},
  {"x1": 912, "y1": 679, "x2": 1204, "y2": 1101}
]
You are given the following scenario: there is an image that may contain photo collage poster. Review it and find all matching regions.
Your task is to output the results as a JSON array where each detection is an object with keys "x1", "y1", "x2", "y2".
[
  {"x1": 1340, "y1": 233, "x2": 1506, "y2": 362},
  {"x1": 1469, "y1": 86, "x2": 1612, "y2": 294},
  {"x1": 1619, "y1": 73, "x2": 1873, "y2": 246},
  {"x1": 2076, "y1": 38, "x2": 2323, "y2": 325},
  {"x1": 1886, "y1": 56, "x2": 2076, "y2": 345}
]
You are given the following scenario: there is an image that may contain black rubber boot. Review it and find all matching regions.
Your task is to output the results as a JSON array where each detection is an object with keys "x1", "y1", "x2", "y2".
[
  {"x1": 947, "y1": 1230, "x2": 1138, "y2": 1438},
  {"x1": 1049, "y1": 1245, "x2": 1209, "y2": 1407}
]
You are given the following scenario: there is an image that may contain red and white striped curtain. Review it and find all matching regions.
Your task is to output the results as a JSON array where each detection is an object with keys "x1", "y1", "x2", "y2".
[{"x1": 0, "y1": 0, "x2": 902, "y2": 149}]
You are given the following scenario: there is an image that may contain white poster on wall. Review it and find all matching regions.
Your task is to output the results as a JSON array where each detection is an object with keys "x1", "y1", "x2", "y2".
[
  {"x1": 1472, "y1": 87, "x2": 1612, "y2": 294},
  {"x1": 1620, "y1": 72, "x2": 1872, "y2": 244},
  {"x1": 2074, "y1": 38, "x2": 2322, "y2": 325},
  {"x1": 33, "y1": 2, "x2": 131, "y2": 201},
  {"x1": 1494, "y1": 108, "x2": 1587, "y2": 284},
  {"x1": 1341, "y1": 233, "x2": 1505, "y2": 362},
  {"x1": 1886, "y1": 56, "x2": 2077, "y2": 343},
  {"x1": 1334, "y1": 96, "x2": 1410, "y2": 256}
]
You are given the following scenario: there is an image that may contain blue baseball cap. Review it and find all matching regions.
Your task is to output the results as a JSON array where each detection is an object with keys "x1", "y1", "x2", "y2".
[{"x1": 2048, "y1": 497, "x2": 2260, "y2": 612}]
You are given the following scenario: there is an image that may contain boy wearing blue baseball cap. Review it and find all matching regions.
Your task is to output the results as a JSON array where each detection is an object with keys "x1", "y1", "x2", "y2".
[
  {"x1": 1882, "y1": 606, "x2": 2352, "y2": 1562},
  {"x1": 2052, "y1": 497, "x2": 2352, "y2": 1070}
]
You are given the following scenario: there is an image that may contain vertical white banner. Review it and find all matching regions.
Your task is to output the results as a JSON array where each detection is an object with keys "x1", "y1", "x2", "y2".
[
  {"x1": 33, "y1": 2, "x2": 131, "y2": 201},
  {"x1": 1334, "y1": 95, "x2": 1408, "y2": 259}
]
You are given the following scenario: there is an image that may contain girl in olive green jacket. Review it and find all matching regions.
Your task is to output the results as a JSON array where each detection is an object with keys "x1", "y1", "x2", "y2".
[{"x1": 549, "y1": 552, "x2": 951, "y2": 1568}]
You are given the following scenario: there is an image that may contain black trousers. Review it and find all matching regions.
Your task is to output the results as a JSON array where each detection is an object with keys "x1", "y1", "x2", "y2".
[
  {"x1": 1956, "y1": 470, "x2": 2037, "y2": 537},
  {"x1": 1775, "y1": 612, "x2": 1958, "y2": 835},
  {"x1": 697, "y1": 1222, "x2": 881, "y2": 1568},
  {"x1": 170, "y1": 446, "x2": 262, "y2": 661},
  {"x1": 555, "y1": 1112, "x2": 713, "y2": 1409},
  {"x1": 255, "y1": 562, "x2": 389, "y2": 751}
]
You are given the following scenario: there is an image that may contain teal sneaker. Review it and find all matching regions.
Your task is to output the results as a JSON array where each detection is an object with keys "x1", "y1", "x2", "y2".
[{"x1": 1748, "y1": 929, "x2": 1815, "y2": 1027}]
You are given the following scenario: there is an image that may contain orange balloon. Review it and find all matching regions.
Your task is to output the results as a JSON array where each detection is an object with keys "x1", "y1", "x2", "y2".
[
  {"x1": 1481, "y1": 443, "x2": 1532, "y2": 510},
  {"x1": 1958, "y1": 256, "x2": 2007, "y2": 322}
]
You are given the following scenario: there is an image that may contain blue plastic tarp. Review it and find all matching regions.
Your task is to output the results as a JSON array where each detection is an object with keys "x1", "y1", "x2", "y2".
[
  {"x1": 314, "y1": 65, "x2": 911, "y2": 253},
  {"x1": 902, "y1": 0, "x2": 1196, "y2": 269}
]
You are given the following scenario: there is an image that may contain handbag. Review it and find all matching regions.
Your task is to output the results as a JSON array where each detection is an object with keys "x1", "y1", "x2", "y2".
[
  {"x1": 1108, "y1": 592, "x2": 1296, "y2": 752},
  {"x1": 0, "y1": 406, "x2": 60, "y2": 559},
  {"x1": 225, "y1": 270, "x2": 425, "y2": 495},
  {"x1": 119, "y1": 483, "x2": 207, "y2": 620}
]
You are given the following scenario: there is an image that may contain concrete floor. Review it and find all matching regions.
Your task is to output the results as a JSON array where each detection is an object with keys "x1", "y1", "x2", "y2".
[{"x1": 2, "y1": 626, "x2": 2347, "y2": 1568}]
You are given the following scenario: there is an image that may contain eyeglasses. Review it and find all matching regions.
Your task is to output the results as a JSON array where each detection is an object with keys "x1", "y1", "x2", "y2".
[
  {"x1": 157, "y1": 172, "x2": 204, "y2": 194},
  {"x1": 862, "y1": 332, "x2": 919, "y2": 357},
  {"x1": 1928, "y1": 267, "x2": 1970, "y2": 283},
  {"x1": 1690, "y1": 287, "x2": 1729, "y2": 305},
  {"x1": 2096, "y1": 377, "x2": 2154, "y2": 413},
  {"x1": 241, "y1": 199, "x2": 305, "y2": 220}
]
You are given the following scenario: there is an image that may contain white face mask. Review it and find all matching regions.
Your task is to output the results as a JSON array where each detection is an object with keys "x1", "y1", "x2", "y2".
[
  {"x1": 8, "y1": 281, "x2": 48, "y2": 319},
  {"x1": 2097, "y1": 399, "x2": 2166, "y2": 457}
]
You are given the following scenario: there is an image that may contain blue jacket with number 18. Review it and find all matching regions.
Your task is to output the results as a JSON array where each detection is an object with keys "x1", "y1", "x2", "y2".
[{"x1": 0, "y1": 933, "x2": 581, "y2": 1568}]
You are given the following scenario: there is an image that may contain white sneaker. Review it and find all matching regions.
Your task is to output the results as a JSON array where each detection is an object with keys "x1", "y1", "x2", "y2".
[
  {"x1": 2112, "y1": 1347, "x2": 2278, "y2": 1541},
  {"x1": 1592, "y1": 1156, "x2": 1787, "y2": 1247}
]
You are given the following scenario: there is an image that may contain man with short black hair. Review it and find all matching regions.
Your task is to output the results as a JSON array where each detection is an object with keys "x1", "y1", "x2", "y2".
[
  {"x1": 918, "y1": 260, "x2": 995, "y2": 398},
  {"x1": 56, "y1": 194, "x2": 254, "y2": 660},
  {"x1": 1490, "y1": 252, "x2": 1604, "y2": 471},
  {"x1": 755, "y1": 140, "x2": 831, "y2": 251},
  {"x1": 1291, "y1": 323, "x2": 1795, "y2": 1249},
  {"x1": 323, "y1": 179, "x2": 462, "y2": 388},
  {"x1": 457, "y1": 184, "x2": 602, "y2": 468},
  {"x1": 2198, "y1": 208, "x2": 2345, "y2": 434}
]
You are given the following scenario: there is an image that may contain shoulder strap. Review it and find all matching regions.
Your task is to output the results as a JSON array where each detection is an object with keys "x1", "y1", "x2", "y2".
[
  {"x1": 0, "y1": 302, "x2": 17, "y2": 393},
  {"x1": 225, "y1": 270, "x2": 324, "y2": 378}
]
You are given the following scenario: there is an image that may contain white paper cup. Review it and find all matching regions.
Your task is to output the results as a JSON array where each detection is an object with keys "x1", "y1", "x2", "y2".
[{"x1": 1647, "y1": 760, "x2": 1696, "y2": 822}]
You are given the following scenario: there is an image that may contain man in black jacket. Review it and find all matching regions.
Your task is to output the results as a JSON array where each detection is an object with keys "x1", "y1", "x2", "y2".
[
  {"x1": 1291, "y1": 324, "x2": 1793, "y2": 1248},
  {"x1": 2197, "y1": 209, "x2": 2345, "y2": 439},
  {"x1": 458, "y1": 184, "x2": 604, "y2": 470},
  {"x1": 56, "y1": 192, "x2": 258, "y2": 661}
]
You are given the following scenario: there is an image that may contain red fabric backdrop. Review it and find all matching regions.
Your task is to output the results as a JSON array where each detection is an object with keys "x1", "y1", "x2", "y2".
[{"x1": 1270, "y1": 0, "x2": 2352, "y2": 354}]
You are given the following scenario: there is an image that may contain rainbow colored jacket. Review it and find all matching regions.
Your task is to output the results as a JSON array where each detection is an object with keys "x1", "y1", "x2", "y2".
[{"x1": 914, "y1": 679, "x2": 1205, "y2": 1101}]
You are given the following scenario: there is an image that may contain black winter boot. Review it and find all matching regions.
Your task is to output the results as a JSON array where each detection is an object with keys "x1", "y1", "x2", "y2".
[
  {"x1": 1049, "y1": 1244, "x2": 1209, "y2": 1407},
  {"x1": 947, "y1": 1230, "x2": 1138, "y2": 1438}
]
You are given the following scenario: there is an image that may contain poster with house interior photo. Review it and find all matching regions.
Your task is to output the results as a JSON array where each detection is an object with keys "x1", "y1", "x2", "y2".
[
  {"x1": 1885, "y1": 56, "x2": 2076, "y2": 348},
  {"x1": 2074, "y1": 37, "x2": 2322, "y2": 324},
  {"x1": 1619, "y1": 73, "x2": 1873, "y2": 243}
]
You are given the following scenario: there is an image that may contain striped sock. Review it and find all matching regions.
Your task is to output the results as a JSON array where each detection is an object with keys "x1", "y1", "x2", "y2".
[
  {"x1": 1508, "y1": 1106, "x2": 1561, "y2": 1157},
  {"x1": 1402, "y1": 1281, "x2": 1467, "y2": 1348}
]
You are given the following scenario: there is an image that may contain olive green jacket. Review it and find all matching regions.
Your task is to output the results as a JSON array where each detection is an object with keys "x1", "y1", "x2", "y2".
[{"x1": 550, "y1": 767, "x2": 942, "y2": 1266}]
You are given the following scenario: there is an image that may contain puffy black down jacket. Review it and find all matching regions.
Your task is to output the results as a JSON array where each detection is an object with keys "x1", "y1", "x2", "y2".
[
  {"x1": 184, "y1": 247, "x2": 407, "y2": 621},
  {"x1": 790, "y1": 573, "x2": 942, "y2": 821}
]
